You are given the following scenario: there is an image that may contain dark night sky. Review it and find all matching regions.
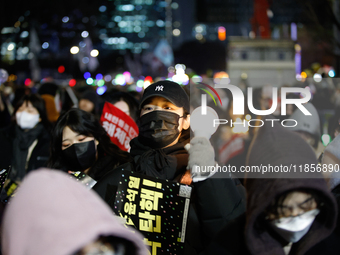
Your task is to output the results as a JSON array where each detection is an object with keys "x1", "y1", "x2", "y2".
[{"x1": 2, "y1": 0, "x2": 103, "y2": 27}]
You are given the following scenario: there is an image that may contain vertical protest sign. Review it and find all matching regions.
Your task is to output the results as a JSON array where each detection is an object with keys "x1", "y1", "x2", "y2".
[
  {"x1": 113, "y1": 170, "x2": 192, "y2": 255},
  {"x1": 100, "y1": 102, "x2": 139, "y2": 152}
]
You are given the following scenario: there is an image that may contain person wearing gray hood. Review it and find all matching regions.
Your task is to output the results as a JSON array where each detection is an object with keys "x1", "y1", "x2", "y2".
[
  {"x1": 1, "y1": 168, "x2": 148, "y2": 255},
  {"x1": 289, "y1": 102, "x2": 323, "y2": 157}
]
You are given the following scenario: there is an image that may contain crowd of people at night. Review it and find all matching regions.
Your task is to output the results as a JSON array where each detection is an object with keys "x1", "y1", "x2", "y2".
[{"x1": 0, "y1": 73, "x2": 340, "y2": 255}]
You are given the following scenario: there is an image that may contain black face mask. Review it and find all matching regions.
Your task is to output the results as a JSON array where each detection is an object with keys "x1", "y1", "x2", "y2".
[
  {"x1": 62, "y1": 140, "x2": 97, "y2": 171},
  {"x1": 138, "y1": 111, "x2": 181, "y2": 149}
]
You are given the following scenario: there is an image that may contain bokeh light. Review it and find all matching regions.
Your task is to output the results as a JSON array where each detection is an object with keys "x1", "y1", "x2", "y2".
[{"x1": 70, "y1": 46, "x2": 79, "y2": 54}]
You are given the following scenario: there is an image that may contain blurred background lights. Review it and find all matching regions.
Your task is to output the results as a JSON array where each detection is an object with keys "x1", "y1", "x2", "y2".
[
  {"x1": 69, "y1": 79, "x2": 76, "y2": 87},
  {"x1": 70, "y1": 46, "x2": 79, "y2": 54},
  {"x1": 90, "y1": 49, "x2": 99, "y2": 57},
  {"x1": 97, "y1": 79, "x2": 105, "y2": 87},
  {"x1": 301, "y1": 71, "x2": 307, "y2": 79},
  {"x1": 104, "y1": 75, "x2": 112, "y2": 82},
  {"x1": 97, "y1": 86, "x2": 107, "y2": 95},
  {"x1": 241, "y1": 72, "x2": 248, "y2": 79},
  {"x1": 123, "y1": 71, "x2": 131, "y2": 83},
  {"x1": 218, "y1": 26, "x2": 226, "y2": 41},
  {"x1": 144, "y1": 76, "x2": 153, "y2": 82},
  {"x1": 136, "y1": 86, "x2": 143, "y2": 92},
  {"x1": 20, "y1": 31, "x2": 29, "y2": 38},
  {"x1": 84, "y1": 72, "x2": 91, "y2": 79},
  {"x1": 136, "y1": 79, "x2": 144, "y2": 87},
  {"x1": 81, "y1": 31, "x2": 89, "y2": 38},
  {"x1": 322, "y1": 134, "x2": 331, "y2": 146},
  {"x1": 7, "y1": 43, "x2": 15, "y2": 51},
  {"x1": 58, "y1": 65, "x2": 65, "y2": 73},
  {"x1": 296, "y1": 74, "x2": 302, "y2": 81},
  {"x1": 115, "y1": 74, "x2": 126, "y2": 85},
  {"x1": 171, "y1": 2, "x2": 179, "y2": 9},
  {"x1": 42, "y1": 42, "x2": 49, "y2": 49},
  {"x1": 82, "y1": 57, "x2": 89, "y2": 64},
  {"x1": 22, "y1": 47, "x2": 29, "y2": 54},
  {"x1": 191, "y1": 75, "x2": 202, "y2": 83},
  {"x1": 79, "y1": 41, "x2": 86, "y2": 48},
  {"x1": 143, "y1": 80, "x2": 151, "y2": 87},
  {"x1": 24, "y1": 78, "x2": 31, "y2": 86},
  {"x1": 173, "y1": 29, "x2": 181, "y2": 36},
  {"x1": 144, "y1": 81, "x2": 151, "y2": 89},
  {"x1": 86, "y1": 78, "x2": 94, "y2": 85},
  {"x1": 156, "y1": 20, "x2": 165, "y2": 27},
  {"x1": 313, "y1": 73, "x2": 322, "y2": 82},
  {"x1": 99, "y1": 5, "x2": 107, "y2": 12},
  {"x1": 329, "y1": 70, "x2": 335, "y2": 77},
  {"x1": 295, "y1": 44, "x2": 301, "y2": 52},
  {"x1": 195, "y1": 25, "x2": 204, "y2": 33},
  {"x1": 96, "y1": 73, "x2": 103, "y2": 80},
  {"x1": 62, "y1": 16, "x2": 69, "y2": 23},
  {"x1": 195, "y1": 34, "x2": 203, "y2": 40}
]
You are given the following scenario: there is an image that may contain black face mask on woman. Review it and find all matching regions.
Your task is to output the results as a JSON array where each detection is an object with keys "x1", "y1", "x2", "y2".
[
  {"x1": 138, "y1": 111, "x2": 182, "y2": 149},
  {"x1": 62, "y1": 140, "x2": 97, "y2": 171}
]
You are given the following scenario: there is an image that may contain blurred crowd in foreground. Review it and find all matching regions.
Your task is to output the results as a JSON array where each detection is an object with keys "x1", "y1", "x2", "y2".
[{"x1": 0, "y1": 75, "x2": 340, "y2": 255}]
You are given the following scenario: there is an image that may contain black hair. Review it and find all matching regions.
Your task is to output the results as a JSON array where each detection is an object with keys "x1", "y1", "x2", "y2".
[
  {"x1": 264, "y1": 188, "x2": 323, "y2": 219},
  {"x1": 47, "y1": 108, "x2": 131, "y2": 171},
  {"x1": 13, "y1": 93, "x2": 52, "y2": 131},
  {"x1": 73, "y1": 236, "x2": 137, "y2": 255},
  {"x1": 105, "y1": 91, "x2": 139, "y2": 121}
]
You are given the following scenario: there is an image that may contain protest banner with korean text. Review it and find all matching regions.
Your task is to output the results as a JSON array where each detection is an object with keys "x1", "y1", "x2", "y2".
[
  {"x1": 100, "y1": 102, "x2": 139, "y2": 151},
  {"x1": 114, "y1": 170, "x2": 192, "y2": 255}
]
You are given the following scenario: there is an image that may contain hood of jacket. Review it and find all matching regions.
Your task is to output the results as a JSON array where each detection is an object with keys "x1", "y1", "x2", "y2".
[
  {"x1": 1, "y1": 168, "x2": 148, "y2": 255},
  {"x1": 244, "y1": 117, "x2": 337, "y2": 255}
]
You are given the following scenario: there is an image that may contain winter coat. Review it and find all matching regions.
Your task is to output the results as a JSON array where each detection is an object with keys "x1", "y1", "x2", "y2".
[
  {"x1": 93, "y1": 137, "x2": 246, "y2": 255},
  {"x1": 0, "y1": 123, "x2": 50, "y2": 179},
  {"x1": 304, "y1": 184, "x2": 340, "y2": 255},
  {"x1": 1, "y1": 168, "x2": 148, "y2": 255},
  {"x1": 203, "y1": 117, "x2": 338, "y2": 255},
  {"x1": 203, "y1": 177, "x2": 337, "y2": 255}
]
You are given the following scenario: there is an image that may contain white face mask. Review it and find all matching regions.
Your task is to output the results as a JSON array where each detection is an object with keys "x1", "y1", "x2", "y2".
[
  {"x1": 269, "y1": 208, "x2": 320, "y2": 243},
  {"x1": 16, "y1": 111, "x2": 40, "y2": 129}
]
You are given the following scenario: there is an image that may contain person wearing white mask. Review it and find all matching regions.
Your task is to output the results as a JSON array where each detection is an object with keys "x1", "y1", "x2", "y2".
[
  {"x1": 0, "y1": 94, "x2": 52, "y2": 182},
  {"x1": 203, "y1": 117, "x2": 337, "y2": 255}
]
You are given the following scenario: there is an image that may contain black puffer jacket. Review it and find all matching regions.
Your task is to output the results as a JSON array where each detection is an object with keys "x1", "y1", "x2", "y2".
[{"x1": 93, "y1": 137, "x2": 246, "y2": 255}]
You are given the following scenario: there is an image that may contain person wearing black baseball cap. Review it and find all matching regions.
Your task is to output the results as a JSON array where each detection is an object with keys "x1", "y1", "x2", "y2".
[
  {"x1": 93, "y1": 80, "x2": 246, "y2": 255},
  {"x1": 137, "y1": 80, "x2": 191, "y2": 149}
]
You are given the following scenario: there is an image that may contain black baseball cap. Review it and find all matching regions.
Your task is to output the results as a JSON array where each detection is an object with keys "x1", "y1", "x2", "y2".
[{"x1": 140, "y1": 80, "x2": 190, "y2": 113}]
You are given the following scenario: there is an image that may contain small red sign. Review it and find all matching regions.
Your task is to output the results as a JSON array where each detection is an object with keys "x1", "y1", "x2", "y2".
[{"x1": 100, "y1": 102, "x2": 139, "y2": 152}]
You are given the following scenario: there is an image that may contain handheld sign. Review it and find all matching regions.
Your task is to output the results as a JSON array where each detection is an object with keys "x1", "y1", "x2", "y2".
[
  {"x1": 100, "y1": 102, "x2": 139, "y2": 152},
  {"x1": 114, "y1": 170, "x2": 192, "y2": 255}
]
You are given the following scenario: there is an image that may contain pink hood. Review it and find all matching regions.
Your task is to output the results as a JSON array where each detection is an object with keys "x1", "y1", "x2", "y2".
[{"x1": 1, "y1": 168, "x2": 148, "y2": 255}]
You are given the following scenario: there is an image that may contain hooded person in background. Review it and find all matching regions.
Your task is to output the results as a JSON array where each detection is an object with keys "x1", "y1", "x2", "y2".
[
  {"x1": 38, "y1": 82, "x2": 60, "y2": 124},
  {"x1": 103, "y1": 91, "x2": 139, "y2": 122},
  {"x1": 78, "y1": 89, "x2": 100, "y2": 118},
  {"x1": 93, "y1": 80, "x2": 246, "y2": 254},
  {"x1": 289, "y1": 103, "x2": 323, "y2": 158},
  {"x1": 203, "y1": 117, "x2": 337, "y2": 255},
  {"x1": 1, "y1": 168, "x2": 148, "y2": 255},
  {"x1": 304, "y1": 135, "x2": 340, "y2": 255}
]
